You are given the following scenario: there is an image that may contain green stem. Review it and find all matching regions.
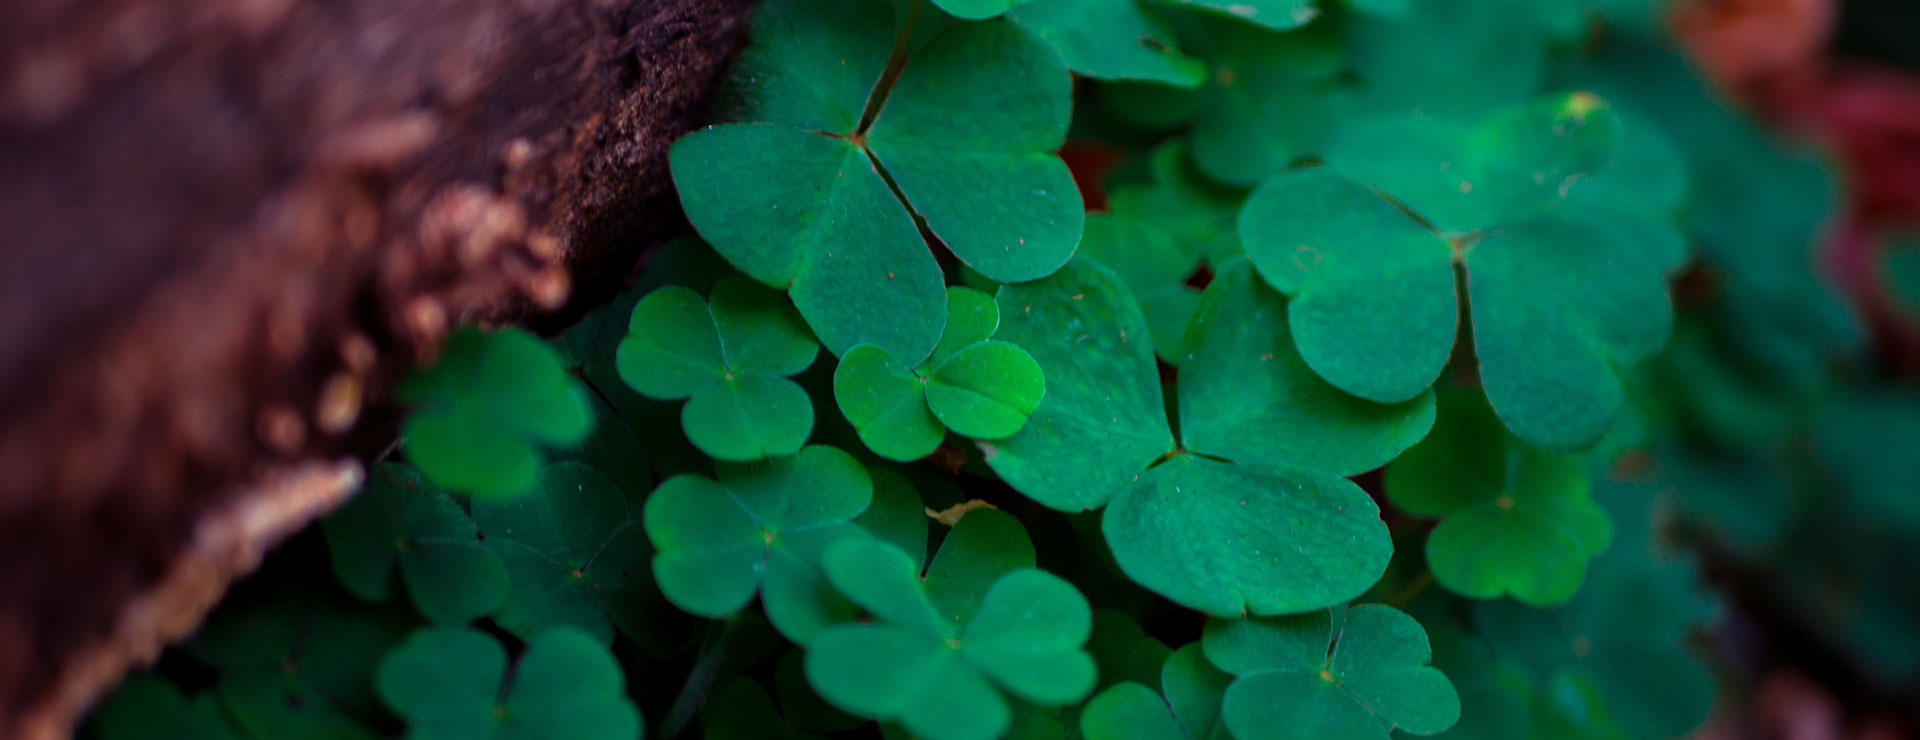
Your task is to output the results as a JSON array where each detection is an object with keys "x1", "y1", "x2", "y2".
[{"x1": 657, "y1": 617, "x2": 747, "y2": 737}]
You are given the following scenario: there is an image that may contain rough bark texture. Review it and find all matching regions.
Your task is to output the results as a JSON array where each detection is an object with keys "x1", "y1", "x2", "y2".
[{"x1": 0, "y1": 0, "x2": 752, "y2": 736}]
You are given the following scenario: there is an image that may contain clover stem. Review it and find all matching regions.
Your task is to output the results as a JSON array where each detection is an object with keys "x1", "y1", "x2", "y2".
[
  {"x1": 853, "y1": 0, "x2": 922, "y2": 138},
  {"x1": 657, "y1": 617, "x2": 748, "y2": 737}
]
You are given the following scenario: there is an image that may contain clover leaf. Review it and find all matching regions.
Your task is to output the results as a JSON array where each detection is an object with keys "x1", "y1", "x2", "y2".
[
  {"x1": 1078, "y1": 642, "x2": 1233, "y2": 740},
  {"x1": 646, "y1": 444, "x2": 873, "y2": 643},
  {"x1": 986, "y1": 257, "x2": 1429, "y2": 615},
  {"x1": 1007, "y1": 0, "x2": 1206, "y2": 86},
  {"x1": 322, "y1": 463, "x2": 508, "y2": 624},
  {"x1": 472, "y1": 463, "x2": 690, "y2": 651},
  {"x1": 376, "y1": 627, "x2": 639, "y2": 740},
  {"x1": 398, "y1": 327, "x2": 593, "y2": 497},
  {"x1": 671, "y1": 0, "x2": 1080, "y2": 364},
  {"x1": 186, "y1": 580, "x2": 414, "y2": 724},
  {"x1": 1203, "y1": 604, "x2": 1460, "y2": 740},
  {"x1": 1385, "y1": 391, "x2": 1613, "y2": 606},
  {"x1": 803, "y1": 509, "x2": 1088, "y2": 740},
  {"x1": 1180, "y1": 15, "x2": 1346, "y2": 185},
  {"x1": 92, "y1": 676, "x2": 243, "y2": 740},
  {"x1": 1150, "y1": 0, "x2": 1320, "y2": 31},
  {"x1": 1076, "y1": 212, "x2": 1204, "y2": 362},
  {"x1": 1240, "y1": 92, "x2": 1674, "y2": 451},
  {"x1": 834, "y1": 287, "x2": 1045, "y2": 461},
  {"x1": 617, "y1": 277, "x2": 818, "y2": 462}
]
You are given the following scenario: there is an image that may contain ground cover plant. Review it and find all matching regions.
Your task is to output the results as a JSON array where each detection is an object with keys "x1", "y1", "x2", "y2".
[{"x1": 89, "y1": 0, "x2": 1920, "y2": 738}]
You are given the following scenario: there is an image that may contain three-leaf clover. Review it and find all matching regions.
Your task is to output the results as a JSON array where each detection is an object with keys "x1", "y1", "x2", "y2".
[
  {"x1": 833, "y1": 287, "x2": 1046, "y2": 461},
  {"x1": 322, "y1": 463, "x2": 509, "y2": 624},
  {"x1": 399, "y1": 327, "x2": 593, "y2": 497},
  {"x1": 804, "y1": 510, "x2": 1093, "y2": 740},
  {"x1": 1385, "y1": 391, "x2": 1613, "y2": 605},
  {"x1": 986, "y1": 257, "x2": 1432, "y2": 616},
  {"x1": 618, "y1": 277, "x2": 819, "y2": 462},
  {"x1": 1239, "y1": 92, "x2": 1674, "y2": 451},
  {"x1": 1202, "y1": 604, "x2": 1460, "y2": 740},
  {"x1": 645, "y1": 444, "x2": 873, "y2": 644},
  {"x1": 1078, "y1": 642, "x2": 1233, "y2": 740},
  {"x1": 670, "y1": 0, "x2": 1081, "y2": 363},
  {"x1": 471, "y1": 463, "x2": 689, "y2": 651},
  {"x1": 375, "y1": 627, "x2": 640, "y2": 740}
]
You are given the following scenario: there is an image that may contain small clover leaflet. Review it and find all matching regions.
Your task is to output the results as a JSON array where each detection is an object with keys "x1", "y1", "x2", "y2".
[
  {"x1": 986, "y1": 257, "x2": 1432, "y2": 616},
  {"x1": 1078, "y1": 642, "x2": 1234, "y2": 740},
  {"x1": 1240, "y1": 92, "x2": 1675, "y2": 451},
  {"x1": 1385, "y1": 391, "x2": 1613, "y2": 606},
  {"x1": 375, "y1": 627, "x2": 640, "y2": 740},
  {"x1": 671, "y1": 0, "x2": 1081, "y2": 364},
  {"x1": 804, "y1": 519, "x2": 1094, "y2": 740},
  {"x1": 834, "y1": 287, "x2": 1046, "y2": 461},
  {"x1": 617, "y1": 277, "x2": 819, "y2": 462},
  {"x1": 398, "y1": 327, "x2": 593, "y2": 497},
  {"x1": 646, "y1": 444, "x2": 873, "y2": 644},
  {"x1": 1203, "y1": 604, "x2": 1461, "y2": 740},
  {"x1": 321, "y1": 463, "x2": 509, "y2": 625},
  {"x1": 472, "y1": 463, "x2": 692, "y2": 652}
]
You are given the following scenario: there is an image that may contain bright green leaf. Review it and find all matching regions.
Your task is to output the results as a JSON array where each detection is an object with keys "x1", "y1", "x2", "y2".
[
  {"x1": 399, "y1": 328, "x2": 593, "y2": 497},
  {"x1": 926, "y1": 341, "x2": 1046, "y2": 439},
  {"x1": 834, "y1": 345, "x2": 946, "y2": 461}
]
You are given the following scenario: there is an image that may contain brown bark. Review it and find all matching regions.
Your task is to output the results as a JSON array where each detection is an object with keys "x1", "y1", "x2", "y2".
[{"x1": 0, "y1": 0, "x2": 752, "y2": 736}]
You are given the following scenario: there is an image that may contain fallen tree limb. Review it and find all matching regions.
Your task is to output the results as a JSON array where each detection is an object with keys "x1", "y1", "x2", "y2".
[{"x1": 0, "y1": 0, "x2": 752, "y2": 735}]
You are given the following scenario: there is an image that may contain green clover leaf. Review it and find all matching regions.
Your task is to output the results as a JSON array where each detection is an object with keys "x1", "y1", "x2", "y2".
[
  {"x1": 1385, "y1": 391, "x2": 1613, "y2": 606},
  {"x1": 985, "y1": 257, "x2": 1428, "y2": 615},
  {"x1": 671, "y1": 0, "x2": 1080, "y2": 364},
  {"x1": 1076, "y1": 212, "x2": 1204, "y2": 362},
  {"x1": 1078, "y1": 642, "x2": 1234, "y2": 740},
  {"x1": 375, "y1": 627, "x2": 639, "y2": 740},
  {"x1": 472, "y1": 463, "x2": 691, "y2": 651},
  {"x1": 92, "y1": 677, "x2": 243, "y2": 740},
  {"x1": 1007, "y1": 0, "x2": 1206, "y2": 86},
  {"x1": 186, "y1": 581, "x2": 413, "y2": 724},
  {"x1": 1203, "y1": 604, "x2": 1461, "y2": 740},
  {"x1": 1183, "y1": 16, "x2": 1346, "y2": 185},
  {"x1": 321, "y1": 463, "x2": 509, "y2": 624},
  {"x1": 804, "y1": 521, "x2": 1094, "y2": 740},
  {"x1": 834, "y1": 287, "x2": 1046, "y2": 461},
  {"x1": 617, "y1": 278, "x2": 819, "y2": 462},
  {"x1": 399, "y1": 327, "x2": 593, "y2": 497},
  {"x1": 1149, "y1": 0, "x2": 1320, "y2": 31},
  {"x1": 1240, "y1": 92, "x2": 1675, "y2": 451},
  {"x1": 646, "y1": 444, "x2": 873, "y2": 644}
]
